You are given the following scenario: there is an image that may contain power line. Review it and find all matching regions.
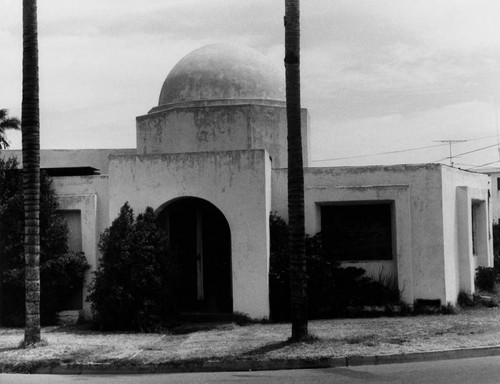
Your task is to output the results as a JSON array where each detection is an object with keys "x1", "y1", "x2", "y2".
[
  {"x1": 312, "y1": 135, "x2": 500, "y2": 163},
  {"x1": 434, "y1": 143, "x2": 499, "y2": 163},
  {"x1": 453, "y1": 161, "x2": 485, "y2": 168},
  {"x1": 311, "y1": 143, "x2": 448, "y2": 163},
  {"x1": 465, "y1": 159, "x2": 500, "y2": 170},
  {"x1": 468, "y1": 134, "x2": 500, "y2": 142},
  {"x1": 433, "y1": 140, "x2": 467, "y2": 167}
]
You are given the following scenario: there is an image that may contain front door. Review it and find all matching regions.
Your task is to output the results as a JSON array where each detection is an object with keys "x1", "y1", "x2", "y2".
[{"x1": 163, "y1": 198, "x2": 232, "y2": 313}]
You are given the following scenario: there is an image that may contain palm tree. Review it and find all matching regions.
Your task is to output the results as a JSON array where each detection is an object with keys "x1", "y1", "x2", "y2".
[
  {"x1": 0, "y1": 109, "x2": 20, "y2": 149},
  {"x1": 22, "y1": 0, "x2": 41, "y2": 345},
  {"x1": 284, "y1": 0, "x2": 308, "y2": 340}
]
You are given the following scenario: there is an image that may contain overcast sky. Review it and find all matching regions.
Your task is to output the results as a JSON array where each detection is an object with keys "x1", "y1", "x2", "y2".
[{"x1": 1, "y1": 0, "x2": 500, "y2": 168}]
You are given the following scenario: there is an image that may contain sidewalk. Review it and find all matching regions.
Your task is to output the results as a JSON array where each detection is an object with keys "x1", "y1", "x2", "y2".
[
  {"x1": 13, "y1": 345, "x2": 500, "y2": 375},
  {"x1": 2, "y1": 307, "x2": 500, "y2": 374}
]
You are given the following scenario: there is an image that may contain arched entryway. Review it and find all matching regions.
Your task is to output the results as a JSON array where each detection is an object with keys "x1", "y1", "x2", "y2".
[{"x1": 157, "y1": 197, "x2": 232, "y2": 313}]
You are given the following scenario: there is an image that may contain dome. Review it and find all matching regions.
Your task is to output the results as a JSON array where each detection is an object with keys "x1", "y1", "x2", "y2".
[{"x1": 158, "y1": 44, "x2": 285, "y2": 106}]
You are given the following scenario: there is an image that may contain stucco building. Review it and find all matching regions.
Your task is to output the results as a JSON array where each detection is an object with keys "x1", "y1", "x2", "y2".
[
  {"x1": 477, "y1": 168, "x2": 500, "y2": 224},
  {"x1": 2, "y1": 44, "x2": 494, "y2": 320}
]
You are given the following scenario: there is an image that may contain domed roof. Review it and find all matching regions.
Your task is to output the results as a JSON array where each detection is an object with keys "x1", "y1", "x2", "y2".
[{"x1": 158, "y1": 44, "x2": 285, "y2": 106}]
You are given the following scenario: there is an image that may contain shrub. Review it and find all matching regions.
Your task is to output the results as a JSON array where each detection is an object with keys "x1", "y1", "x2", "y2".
[
  {"x1": 457, "y1": 291, "x2": 475, "y2": 307},
  {"x1": 269, "y1": 213, "x2": 291, "y2": 321},
  {"x1": 269, "y1": 212, "x2": 400, "y2": 321},
  {"x1": 475, "y1": 266, "x2": 496, "y2": 292},
  {"x1": 0, "y1": 157, "x2": 89, "y2": 325},
  {"x1": 88, "y1": 203, "x2": 177, "y2": 331},
  {"x1": 493, "y1": 223, "x2": 500, "y2": 275}
]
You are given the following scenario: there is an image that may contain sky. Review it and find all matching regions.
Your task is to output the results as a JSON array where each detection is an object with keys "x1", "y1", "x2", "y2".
[{"x1": 1, "y1": 0, "x2": 500, "y2": 169}]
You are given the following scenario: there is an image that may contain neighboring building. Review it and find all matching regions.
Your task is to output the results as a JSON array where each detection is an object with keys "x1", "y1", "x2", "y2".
[
  {"x1": 477, "y1": 168, "x2": 500, "y2": 224},
  {"x1": 1, "y1": 44, "x2": 494, "y2": 320}
]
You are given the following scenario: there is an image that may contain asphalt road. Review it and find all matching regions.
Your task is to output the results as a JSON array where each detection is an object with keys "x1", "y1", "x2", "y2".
[{"x1": 2, "y1": 356, "x2": 500, "y2": 383}]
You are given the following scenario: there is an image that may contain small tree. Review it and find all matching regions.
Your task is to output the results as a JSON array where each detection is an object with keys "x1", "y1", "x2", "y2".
[
  {"x1": 0, "y1": 109, "x2": 20, "y2": 149},
  {"x1": 88, "y1": 203, "x2": 176, "y2": 331},
  {"x1": 0, "y1": 157, "x2": 89, "y2": 325}
]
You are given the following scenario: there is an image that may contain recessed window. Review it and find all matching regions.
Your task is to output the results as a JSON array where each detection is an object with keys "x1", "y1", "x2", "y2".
[
  {"x1": 56, "y1": 209, "x2": 83, "y2": 310},
  {"x1": 472, "y1": 203, "x2": 479, "y2": 256},
  {"x1": 321, "y1": 203, "x2": 393, "y2": 261},
  {"x1": 57, "y1": 210, "x2": 82, "y2": 253}
]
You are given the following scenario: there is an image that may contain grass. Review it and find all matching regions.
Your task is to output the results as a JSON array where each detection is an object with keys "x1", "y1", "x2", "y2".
[{"x1": 3, "y1": 306, "x2": 500, "y2": 372}]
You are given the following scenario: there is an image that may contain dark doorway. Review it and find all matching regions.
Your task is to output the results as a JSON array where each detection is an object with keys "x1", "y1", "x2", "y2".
[{"x1": 157, "y1": 197, "x2": 232, "y2": 313}]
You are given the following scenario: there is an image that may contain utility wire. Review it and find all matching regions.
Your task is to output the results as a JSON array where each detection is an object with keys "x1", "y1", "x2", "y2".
[
  {"x1": 453, "y1": 162, "x2": 485, "y2": 168},
  {"x1": 468, "y1": 134, "x2": 500, "y2": 142},
  {"x1": 311, "y1": 143, "x2": 447, "y2": 163},
  {"x1": 434, "y1": 143, "x2": 500, "y2": 163},
  {"x1": 466, "y1": 159, "x2": 500, "y2": 170},
  {"x1": 312, "y1": 135, "x2": 500, "y2": 163}
]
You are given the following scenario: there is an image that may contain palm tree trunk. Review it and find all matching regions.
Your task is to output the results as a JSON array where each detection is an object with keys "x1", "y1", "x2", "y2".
[
  {"x1": 285, "y1": 0, "x2": 308, "y2": 341},
  {"x1": 22, "y1": 0, "x2": 41, "y2": 345}
]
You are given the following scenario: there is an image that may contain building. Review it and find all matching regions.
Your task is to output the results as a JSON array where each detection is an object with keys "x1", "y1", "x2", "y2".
[
  {"x1": 2, "y1": 44, "x2": 494, "y2": 320},
  {"x1": 477, "y1": 168, "x2": 500, "y2": 224}
]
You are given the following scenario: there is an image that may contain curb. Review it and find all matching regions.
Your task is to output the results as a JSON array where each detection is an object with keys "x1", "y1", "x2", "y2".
[
  {"x1": 345, "y1": 346, "x2": 500, "y2": 367},
  {"x1": 4, "y1": 346, "x2": 500, "y2": 375}
]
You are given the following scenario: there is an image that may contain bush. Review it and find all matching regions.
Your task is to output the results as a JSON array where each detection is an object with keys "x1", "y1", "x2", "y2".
[
  {"x1": 88, "y1": 203, "x2": 177, "y2": 331},
  {"x1": 475, "y1": 266, "x2": 496, "y2": 292},
  {"x1": 269, "y1": 212, "x2": 400, "y2": 321},
  {"x1": 0, "y1": 157, "x2": 89, "y2": 325},
  {"x1": 493, "y1": 223, "x2": 500, "y2": 275},
  {"x1": 269, "y1": 213, "x2": 291, "y2": 321}
]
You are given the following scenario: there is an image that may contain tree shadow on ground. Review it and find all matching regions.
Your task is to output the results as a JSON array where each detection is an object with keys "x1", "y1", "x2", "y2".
[
  {"x1": 169, "y1": 322, "x2": 238, "y2": 335},
  {"x1": 0, "y1": 346, "x2": 21, "y2": 352},
  {"x1": 240, "y1": 340, "x2": 292, "y2": 357},
  {"x1": 240, "y1": 334, "x2": 321, "y2": 357}
]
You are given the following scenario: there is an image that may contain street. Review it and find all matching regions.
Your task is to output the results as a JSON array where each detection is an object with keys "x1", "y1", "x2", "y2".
[{"x1": 2, "y1": 356, "x2": 500, "y2": 384}]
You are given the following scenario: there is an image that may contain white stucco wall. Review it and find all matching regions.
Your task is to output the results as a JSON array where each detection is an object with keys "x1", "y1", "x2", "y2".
[
  {"x1": 1, "y1": 149, "x2": 135, "y2": 174},
  {"x1": 51, "y1": 175, "x2": 109, "y2": 319},
  {"x1": 482, "y1": 170, "x2": 500, "y2": 223},
  {"x1": 272, "y1": 164, "x2": 450, "y2": 306},
  {"x1": 136, "y1": 103, "x2": 309, "y2": 168},
  {"x1": 441, "y1": 166, "x2": 492, "y2": 302},
  {"x1": 108, "y1": 149, "x2": 272, "y2": 319}
]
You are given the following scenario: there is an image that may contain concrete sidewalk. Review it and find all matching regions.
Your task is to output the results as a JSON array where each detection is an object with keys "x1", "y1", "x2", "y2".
[{"x1": 4, "y1": 345, "x2": 500, "y2": 375}]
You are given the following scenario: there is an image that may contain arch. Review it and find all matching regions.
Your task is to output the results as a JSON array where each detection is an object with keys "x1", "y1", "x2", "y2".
[{"x1": 156, "y1": 196, "x2": 233, "y2": 313}]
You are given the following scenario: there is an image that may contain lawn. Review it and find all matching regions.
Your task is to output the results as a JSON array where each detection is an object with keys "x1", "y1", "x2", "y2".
[{"x1": 2, "y1": 306, "x2": 500, "y2": 372}]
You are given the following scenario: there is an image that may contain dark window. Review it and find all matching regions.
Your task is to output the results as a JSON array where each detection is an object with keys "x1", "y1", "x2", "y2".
[
  {"x1": 497, "y1": 178, "x2": 500, "y2": 191},
  {"x1": 472, "y1": 204, "x2": 478, "y2": 255},
  {"x1": 321, "y1": 203, "x2": 393, "y2": 261}
]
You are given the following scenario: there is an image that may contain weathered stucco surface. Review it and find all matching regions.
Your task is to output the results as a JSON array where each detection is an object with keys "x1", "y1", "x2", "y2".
[
  {"x1": 272, "y1": 163, "x2": 492, "y2": 306},
  {"x1": 137, "y1": 104, "x2": 309, "y2": 169},
  {"x1": 482, "y1": 170, "x2": 500, "y2": 223},
  {"x1": 157, "y1": 44, "x2": 285, "y2": 105},
  {"x1": 2, "y1": 149, "x2": 135, "y2": 174},
  {"x1": 108, "y1": 150, "x2": 272, "y2": 319},
  {"x1": 51, "y1": 175, "x2": 109, "y2": 319},
  {"x1": 0, "y1": 43, "x2": 494, "y2": 321},
  {"x1": 441, "y1": 167, "x2": 492, "y2": 302}
]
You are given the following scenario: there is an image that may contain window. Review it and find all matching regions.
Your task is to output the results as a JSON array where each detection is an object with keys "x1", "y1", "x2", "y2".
[
  {"x1": 57, "y1": 210, "x2": 83, "y2": 309},
  {"x1": 58, "y1": 210, "x2": 82, "y2": 253},
  {"x1": 472, "y1": 203, "x2": 478, "y2": 256},
  {"x1": 321, "y1": 203, "x2": 393, "y2": 261},
  {"x1": 497, "y1": 178, "x2": 500, "y2": 191}
]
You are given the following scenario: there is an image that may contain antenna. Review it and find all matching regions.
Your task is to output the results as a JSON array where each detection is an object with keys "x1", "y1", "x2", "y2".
[{"x1": 433, "y1": 140, "x2": 468, "y2": 167}]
